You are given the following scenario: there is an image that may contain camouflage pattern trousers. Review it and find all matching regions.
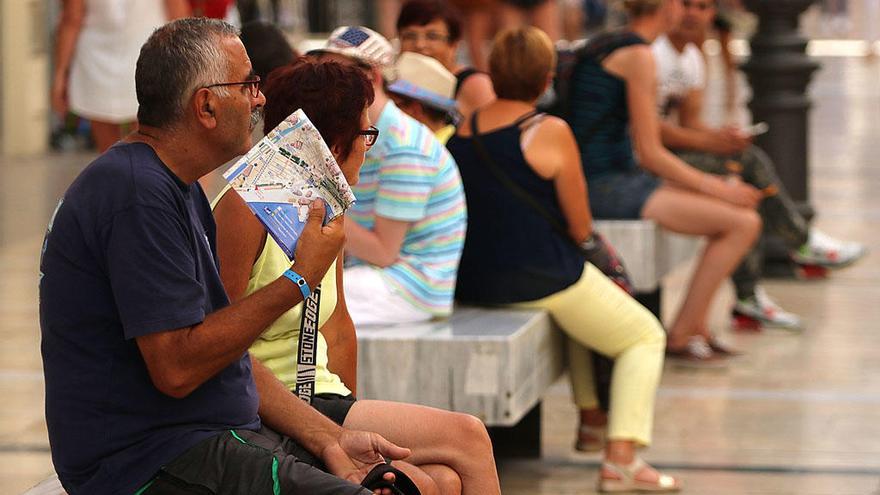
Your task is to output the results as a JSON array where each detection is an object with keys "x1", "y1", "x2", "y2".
[{"x1": 674, "y1": 145, "x2": 809, "y2": 300}]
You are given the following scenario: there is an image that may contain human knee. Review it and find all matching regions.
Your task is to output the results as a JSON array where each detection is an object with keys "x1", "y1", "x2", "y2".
[
  {"x1": 453, "y1": 413, "x2": 493, "y2": 454},
  {"x1": 726, "y1": 208, "x2": 762, "y2": 242},
  {"x1": 634, "y1": 312, "x2": 666, "y2": 351},
  {"x1": 430, "y1": 465, "x2": 463, "y2": 495},
  {"x1": 739, "y1": 209, "x2": 763, "y2": 241}
]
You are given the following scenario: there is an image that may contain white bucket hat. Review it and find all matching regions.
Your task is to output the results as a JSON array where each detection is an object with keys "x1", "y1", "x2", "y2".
[{"x1": 387, "y1": 52, "x2": 459, "y2": 120}]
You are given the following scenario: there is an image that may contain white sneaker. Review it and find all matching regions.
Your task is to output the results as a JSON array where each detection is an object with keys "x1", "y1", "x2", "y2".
[
  {"x1": 791, "y1": 230, "x2": 867, "y2": 269},
  {"x1": 733, "y1": 287, "x2": 803, "y2": 330}
]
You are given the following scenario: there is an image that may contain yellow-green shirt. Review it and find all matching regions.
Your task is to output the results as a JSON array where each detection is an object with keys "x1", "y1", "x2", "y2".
[
  {"x1": 212, "y1": 188, "x2": 350, "y2": 396},
  {"x1": 435, "y1": 125, "x2": 455, "y2": 145}
]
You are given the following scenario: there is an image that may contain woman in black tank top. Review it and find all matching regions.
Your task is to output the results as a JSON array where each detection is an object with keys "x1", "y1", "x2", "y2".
[
  {"x1": 447, "y1": 26, "x2": 680, "y2": 493},
  {"x1": 569, "y1": 0, "x2": 763, "y2": 369},
  {"x1": 396, "y1": 0, "x2": 496, "y2": 119}
]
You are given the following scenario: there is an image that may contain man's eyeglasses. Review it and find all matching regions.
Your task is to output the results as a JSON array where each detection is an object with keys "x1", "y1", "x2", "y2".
[
  {"x1": 399, "y1": 31, "x2": 450, "y2": 44},
  {"x1": 203, "y1": 76, "x2": 262, "y2": 98},
  {"x1": 683, "y1": 0, "x2": 713, "y2": 11},
  {"x1": 358, "y1": 126, "x2": 380, "y2": 147}
]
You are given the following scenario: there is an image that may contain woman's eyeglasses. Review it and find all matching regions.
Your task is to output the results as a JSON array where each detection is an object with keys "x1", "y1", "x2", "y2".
[
  {"x1": 358, "y1": 126, "x2": 380, "y2": 147},
  {"x1": 203, "y1": 76, "x2": 262, "y2": 98},
  {"x1": 682, "y1": 0, "x2": 713, "y2": 11},
  {"x1": 399, "y1": 31, "x2": 450, "y2": 44}
]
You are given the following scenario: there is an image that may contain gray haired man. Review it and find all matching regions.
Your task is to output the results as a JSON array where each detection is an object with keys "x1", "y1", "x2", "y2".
[{"x1": 39, "y1": 18, "x2": 407, "y2": 495}]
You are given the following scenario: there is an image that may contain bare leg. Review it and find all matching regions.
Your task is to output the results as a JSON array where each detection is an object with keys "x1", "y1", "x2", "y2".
[
  {"x1": 642, "y1": 185, "x2": 761, "y2": 348},
  {"x1": 463, "y1": 8, "x2": 494, "y2": 71},
  {"x1": 529, "y1": 0, "x2": 562, "y2": 41},
  {"x1": 420, "y1": 464, "x2": 462, "y2": 495},
  {"x1": 90, "y1": 120, "x2": 128, "y2": 153},
  {"x1": 561, "y1": 0, "x2": 586, "y2": 40},
  {"x1": 375, "y1": 0, "x2": 401, "y2": 40},
  {"x1": 344, "y1": 400, "x2": 500, "y2": 495},
  {"x1": 391, "y1": 461, "x2": 441, "y2": 495},
  {"x1": 497, "y1": 2, "x2": 526, "y2": 31}
]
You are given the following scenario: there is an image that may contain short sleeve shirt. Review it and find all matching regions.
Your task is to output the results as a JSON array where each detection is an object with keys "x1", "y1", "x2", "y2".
[
  {"x1": 39, "y1": 142, "x2": 260, "y2": 495},
  {"x1": 652, "y1": 35, "x2": 706, "y2": 118},
  {"x1": 347, "y1": 102, "x2": 467, "y2": 316}
]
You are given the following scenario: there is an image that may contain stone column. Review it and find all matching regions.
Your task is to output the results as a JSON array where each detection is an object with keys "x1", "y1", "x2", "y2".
[
  {"x1": 741, "y1": 0, "x2": 820, "y2": 220},
  {"x1": 1, "y1": 0, "x2": 50, "y2": 156}
]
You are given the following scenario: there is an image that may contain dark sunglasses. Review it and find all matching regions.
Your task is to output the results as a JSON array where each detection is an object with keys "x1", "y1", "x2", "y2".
[
  {"x1": 203, "y1": 76, "x2": 262, "y2": 98},
  {"x1": 358, "y1": 126, "x2": 380, "y2": 147}
]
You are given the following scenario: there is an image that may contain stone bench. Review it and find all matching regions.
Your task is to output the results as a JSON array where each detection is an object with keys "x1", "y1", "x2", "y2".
[{"x1": 356, "y1": 220, "x2": 700, "y2": 457}]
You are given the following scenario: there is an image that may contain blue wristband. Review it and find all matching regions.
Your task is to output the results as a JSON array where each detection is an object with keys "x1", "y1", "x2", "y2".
[{"x1": 282, "y1": 269, "x2": 311, "y2": 300}]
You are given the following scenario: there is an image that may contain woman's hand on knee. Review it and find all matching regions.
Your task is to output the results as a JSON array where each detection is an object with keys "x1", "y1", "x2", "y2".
[{"x1": 703, "y1": 175, "x2": 762, "y2": 208}]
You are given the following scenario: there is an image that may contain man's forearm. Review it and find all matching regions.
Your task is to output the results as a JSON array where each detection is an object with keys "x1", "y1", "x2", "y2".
[
  {"x1": 252, "y1": 357, "x2": 341, "y2": 455},
  {"x1": 659, "y1": 121, "x2": 712, "y2": 152},
  {"x1": 343, "y1": 221, "x2": 398, "y2": 267},
  {"x1": 138, "y1": 277, "x2": 306, "y2": 398}
]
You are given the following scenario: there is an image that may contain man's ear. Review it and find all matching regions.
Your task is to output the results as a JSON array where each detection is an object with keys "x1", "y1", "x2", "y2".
[{"x1": 193, "y1": 88, "x2": 219, "y2": 129}]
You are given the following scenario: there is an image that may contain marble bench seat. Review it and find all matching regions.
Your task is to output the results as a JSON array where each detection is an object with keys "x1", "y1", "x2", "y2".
[
  {"x1": 356, "y1": 306, "x2": 564, "y2": 427},
  {"x1": 593, "y1": 219, "x2": 700, "y2": 293},
  {"x1": 356, "y1": 220, "x2": 700, "y2": 447}
]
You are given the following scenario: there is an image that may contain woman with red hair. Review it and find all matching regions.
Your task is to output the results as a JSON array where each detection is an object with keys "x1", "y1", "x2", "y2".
[{"x1": 213, "y1": 58, "x2": 502, "y2": 495}]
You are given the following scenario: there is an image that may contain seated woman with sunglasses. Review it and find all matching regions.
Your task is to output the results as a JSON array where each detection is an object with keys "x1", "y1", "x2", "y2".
[
  {"x1": 446, "y1": 27, "x2": 679, "y2": 493},
  {"x1": 213, "y1": 59, "x2": 502, "y2": 495}
]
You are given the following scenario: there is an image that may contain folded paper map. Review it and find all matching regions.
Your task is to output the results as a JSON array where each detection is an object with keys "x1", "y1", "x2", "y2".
[{"x1": 222, "y1": 109, "x2": 356, "y2": 260}]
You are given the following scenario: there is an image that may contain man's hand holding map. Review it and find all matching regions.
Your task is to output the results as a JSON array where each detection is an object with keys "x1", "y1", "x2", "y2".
[{"x1": 222, "y1": 109, "x2": 356, "y2": 260}]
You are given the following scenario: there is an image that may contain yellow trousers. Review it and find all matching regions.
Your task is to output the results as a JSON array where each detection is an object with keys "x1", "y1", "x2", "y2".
[{"x1": 514, "y1": 263, "x2": 665, "y2": 446}]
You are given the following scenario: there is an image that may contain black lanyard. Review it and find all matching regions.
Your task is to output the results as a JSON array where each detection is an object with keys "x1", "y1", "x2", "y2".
[{"x1": 294, "y1": 285, "x2": 321, "y2": 404}]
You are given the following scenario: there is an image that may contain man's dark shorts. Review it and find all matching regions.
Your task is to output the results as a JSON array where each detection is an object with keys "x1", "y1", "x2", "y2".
[
  {"x1": 312, "y1": 393, "x2": 357, "y2": 426},
  {"x1": 140, "y1": 426, "x2": 370, "y2": 495}
]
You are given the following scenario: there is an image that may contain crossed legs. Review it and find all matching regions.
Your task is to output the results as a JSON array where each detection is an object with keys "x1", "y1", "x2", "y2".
[
  {"x1": 642, "y1": 183, "x2": 762, "y2": 348},
  {"x1": 344, "y1": 400, "x2": 500, "y2": 495}
]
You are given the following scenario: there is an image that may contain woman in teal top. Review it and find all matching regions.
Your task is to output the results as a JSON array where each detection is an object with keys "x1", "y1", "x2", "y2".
[
  {"x1": 214, "y1": 59, "x2": 501, "y2": 495},
  {"x1": 566, "y1": 0, "x2": 763, "y2": 365}
]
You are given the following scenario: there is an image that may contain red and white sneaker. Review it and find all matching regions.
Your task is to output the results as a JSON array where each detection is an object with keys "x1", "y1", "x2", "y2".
[
  {"x1": 732, "y1": 287, "x2": 803, "y2": 331},
  {"x1": 791, "y1": 230, "x2": 867, "y2": 269}
]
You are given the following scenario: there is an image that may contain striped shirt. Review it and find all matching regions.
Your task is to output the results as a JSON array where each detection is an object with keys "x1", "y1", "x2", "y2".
[{"x1": 348, "y1": 102, "x2": 466, "y2": 316}]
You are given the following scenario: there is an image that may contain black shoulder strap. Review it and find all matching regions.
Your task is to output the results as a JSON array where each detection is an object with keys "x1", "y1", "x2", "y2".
[
  {"x1": 455, "y1": 67, "x2": 480, "y2": 97},
  {"x1": 469, "y1": 111, "x2": 586, "y2": 255}
]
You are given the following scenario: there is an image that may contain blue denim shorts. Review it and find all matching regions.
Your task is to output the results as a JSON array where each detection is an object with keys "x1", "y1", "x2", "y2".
[{"x1": 588, "y1": 170, "x2": 661, "y2": 219}]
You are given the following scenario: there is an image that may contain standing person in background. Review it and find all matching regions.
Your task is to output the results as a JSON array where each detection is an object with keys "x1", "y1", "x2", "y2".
[
  {"x1": 447, "y1": 0, "x2": 497, "y2": 72},
  {"x1": 864, "y1": 0, "x2": 879, "y2": 57},
  {"x1": 399, "y1": 0, "x2": 497, "y2": 120},
  {"x1": 386, "y1": 52, "x2": 461, "y2": 144},
  {"x1": 498, "y1": 0, "x2": 563, "y2": 41},
  {"x1": 51, "y1": 0, "x2": 190, "y2": 153}
]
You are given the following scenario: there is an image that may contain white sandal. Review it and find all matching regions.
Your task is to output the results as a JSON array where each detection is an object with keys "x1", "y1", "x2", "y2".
[
  {"x1": 574, "y1": 423, "x2": 606, "y2": 452},
  {"x1": 598, "y1": 456, "x2": 680, "y2": 493}
]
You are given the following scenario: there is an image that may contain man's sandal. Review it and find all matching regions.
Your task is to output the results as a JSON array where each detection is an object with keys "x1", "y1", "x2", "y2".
[
  {"x1": 598, "y1": 457, "x2": 680, "y2": 493},
  {"x1": 574, "y1": 423, "x2": 606, "y2": 452},
  {"x1": 361, "y1": 460, "x2": 422, "y2": 495}
]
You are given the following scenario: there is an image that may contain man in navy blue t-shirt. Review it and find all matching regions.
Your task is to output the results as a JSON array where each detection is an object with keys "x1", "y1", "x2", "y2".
[{"x1": 39, "y1": 18, "x2": 408, "y2": 495}]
